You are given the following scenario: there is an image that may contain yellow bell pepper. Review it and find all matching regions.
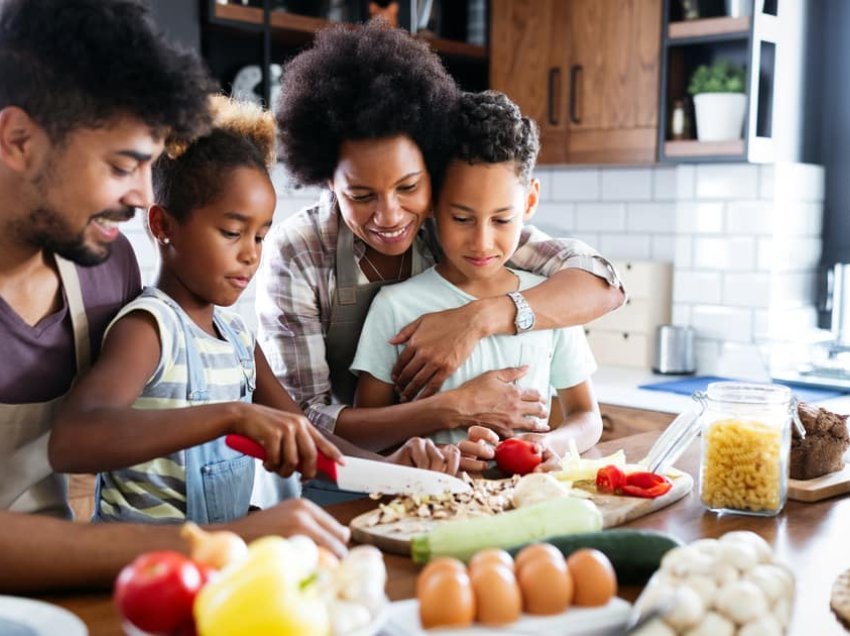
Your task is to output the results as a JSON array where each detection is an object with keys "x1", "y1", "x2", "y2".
[{"x1": 194, "y1": 536, "x2": 330, "y2": 636}]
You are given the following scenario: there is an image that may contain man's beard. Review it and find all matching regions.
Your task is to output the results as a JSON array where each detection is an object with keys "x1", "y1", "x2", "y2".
[{"x1": 15, "y1": 205, "x2": 135, "y2": 267}]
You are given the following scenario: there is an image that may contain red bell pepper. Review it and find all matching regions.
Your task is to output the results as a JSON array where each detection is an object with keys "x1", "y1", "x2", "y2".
[
  {"x1": 596, "y1": 464, "x2": 627, "y2": 494},
  {"x1": 595, "y1": 466, "x2": 672, "y2": 499}
]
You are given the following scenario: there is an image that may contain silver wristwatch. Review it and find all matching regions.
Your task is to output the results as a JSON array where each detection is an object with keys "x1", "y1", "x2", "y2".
[{"x1": 507, "y1": 291, "x2": 535, "y2": 334}]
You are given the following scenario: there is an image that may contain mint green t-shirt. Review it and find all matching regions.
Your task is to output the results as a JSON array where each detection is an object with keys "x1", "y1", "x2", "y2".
[{"x1": 350, "y1": 267, "x2": 597, "y2": 445}]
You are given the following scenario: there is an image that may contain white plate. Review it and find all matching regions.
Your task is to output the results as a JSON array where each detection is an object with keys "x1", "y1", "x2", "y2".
[
  {"x1": 0, "y1": 596, "x2": 87, "y2": 636},
  {"x1": 383, "y1": 597, "x2": 631, "y2": 635}
]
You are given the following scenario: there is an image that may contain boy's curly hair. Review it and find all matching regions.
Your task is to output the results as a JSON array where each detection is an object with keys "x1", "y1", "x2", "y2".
[
  {"x1": 275, "y1": 20, "x2": 460, "y2": 187},
  {"x1": 453, "y1": 91, "x2": 540, "y2": 186},
  {"x1": 0, "y1": 0, "x2": 217, "y2": 143},
  {"x1": 154, "y1": 96, "x2": 277, "y2": 221}
]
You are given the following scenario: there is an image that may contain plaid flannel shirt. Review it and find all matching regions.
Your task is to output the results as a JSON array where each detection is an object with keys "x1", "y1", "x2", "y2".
[{"x1": 256, "y1": 194, "x2": 623, "y2": 433}]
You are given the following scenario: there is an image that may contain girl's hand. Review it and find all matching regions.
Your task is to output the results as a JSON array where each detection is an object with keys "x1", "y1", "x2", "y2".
[
  {"x1": 386, "y1": 437, "x2": 461, "y2": 476},
  {"x1": 515, "y1": 433, "x2": 562, "y2": 472},
  {"x1": 456, "y1": 425, "x2": 498, "y2": 473},
  {"x1": 233, "y1": 404, "x2": 343, "y2": 479}
]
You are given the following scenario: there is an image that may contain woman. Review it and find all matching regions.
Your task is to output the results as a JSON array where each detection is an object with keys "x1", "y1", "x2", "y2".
[{"x1": 257, "y1": 21, "x2": 623, "y2": 467}]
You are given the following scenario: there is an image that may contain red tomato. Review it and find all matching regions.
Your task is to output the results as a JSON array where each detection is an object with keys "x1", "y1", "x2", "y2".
[
  {"x1": 113, "y1": 551, "x2": 203, "y2": 634},
  {"x1": 494, "y1": 438, "x2": 542, "y2": 475}
]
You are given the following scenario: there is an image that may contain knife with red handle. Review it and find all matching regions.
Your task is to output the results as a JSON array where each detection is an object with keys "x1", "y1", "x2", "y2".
[
  {"x1": 225, "y1": 433, "x2": 338, "y2": 481},
  {"x1": 225, "y1": 434, "x2": 471, "y2": 496}
]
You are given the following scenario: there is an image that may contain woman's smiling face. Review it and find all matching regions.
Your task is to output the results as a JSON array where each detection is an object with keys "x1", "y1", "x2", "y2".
[{"x1": 330, "y1": 135, "x2": 432, "y2": 256}]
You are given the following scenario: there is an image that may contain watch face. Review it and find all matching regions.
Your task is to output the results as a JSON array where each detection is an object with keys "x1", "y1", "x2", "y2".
[{"x1": 517, "y1": 310, "x2": 535, "y2": 331}]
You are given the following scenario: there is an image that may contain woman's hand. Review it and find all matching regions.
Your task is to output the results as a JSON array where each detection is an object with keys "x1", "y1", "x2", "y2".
[
  {"x1": 390, "y1": 303, "x2": 487, "y2": 401},
  {"x1": 451, "y1": 368, "x2": 550, "y2": 437},
  {"x1": 232, "y1": 404, "x2": 343, "y2": 479},
  {"x1": 386, "y1": 437, "x2": 461, "y2": 475}
]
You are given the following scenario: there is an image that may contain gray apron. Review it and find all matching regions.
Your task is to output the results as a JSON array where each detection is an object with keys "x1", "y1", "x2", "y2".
[{"x1": 0, "y1": 256, "x2": 89, "y2": 518}]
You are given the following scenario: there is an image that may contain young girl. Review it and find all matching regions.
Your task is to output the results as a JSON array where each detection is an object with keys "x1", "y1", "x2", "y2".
[
  {"x1": 351, "y1": 91, "x2": 603, "y2": 470},
  {"x1": 48, "y1": 97, "x2": 347, "y2": 524}
]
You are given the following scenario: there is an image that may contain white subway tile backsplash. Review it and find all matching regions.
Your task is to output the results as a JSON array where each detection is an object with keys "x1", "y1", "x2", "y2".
[
  {"x1": 532, "y1": 202, "x2": 575, "y2": 234},
  {"x1": 676, "y1": 165, "x2": 696, "y2": 200},
  {"x1": 672, "y1": 303, "x2": 691, "y2": 326},
  {"x1": 764, "y1": 305, "x2": 819, "y2": 336},
  {"x1": 674, "y1": 236, "x2": 693, "y2": 268},
  {"x1": 757, "y1": 237, "x2": 822, "y2": 272},
  {"x1": 627, "y1": 203, "x2": 676, "y2": 233},
  {"x1": 598, "y1": 234, "x2": 652, "y2": 260},
  {"x1": 772, "y1": 162, "x2": 825, "y2": 202},
  {"x1": 601, "y1": 169, "x2": 652, "y2": 201},
  {"x1": 758, "y1": 165, "x2": 775, "y2": 201},
  {"x1": 571, "y1": 232, "x2": 601, "y2": 250},
  {"x1": 651, "y1": 235, "x2": 676, "y2": 261},
  {"x1": 576, "y1": 203, "x2": 627, "y2": 231},
  {"x1": 675, "y1": 202, "x2": 724, "y2": 234},
  {"x1": 695, "y1": 164, "x2": 759, "y2": 200},
  {"x1": 691, "y1": 305, "x2": 754, "y2": 342},
  {"x1": 693, "y1": 237, "x2": 757, "y2": 271},
  {"x1": 652, "y1": 167, "x2": 678, "y2": 201},
  {"x1": 723, "y1": 272, "x2": 771, "y2": 308},
  {"x1": 551, "y1": 169, "x2": 600, "y2": 201},
  {"x1": 754, "y1": 309, "x2": 770, "y2": 337},
  {"x1": 770, "y1": 272, "x2": 817, "y2": 308},
  {"x1": 674, "y1": 270, "x2": 722, "y2": 304},
  {"x1": 725, "y1": 201, "x2": 774, "y2": 235},
  {"x1": 534, "y1": 168, "x2": 553, "y2": 202},
  {"x1": 695, "y1": 338, "x2": 722, "y2": 373},
  {"x1": 775, "y1": 201, "x2": 824, "y2": 237}
]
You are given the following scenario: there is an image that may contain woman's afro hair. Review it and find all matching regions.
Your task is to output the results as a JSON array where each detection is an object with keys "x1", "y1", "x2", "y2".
[
  {"x1": 154, "y1": 95, "x2": 277, "y2": 221},
  {"x1": 452, "y1": 90, "x2": 540, "y2": 185},
  {"x1": 275, "y1": 20, "x2": 460, "y2": 186}
]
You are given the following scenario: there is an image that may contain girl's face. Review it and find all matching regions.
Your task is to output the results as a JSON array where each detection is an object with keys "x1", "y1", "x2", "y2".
[
  {"x1": 435, "y1": 159, "x2": 539, "y2": 291},
  {"x1": 329, "y1": 135, "x2": 431, "y2": 257},
  {"x1": 159, "y1": 166, "x2": 276, "y2": 308}
]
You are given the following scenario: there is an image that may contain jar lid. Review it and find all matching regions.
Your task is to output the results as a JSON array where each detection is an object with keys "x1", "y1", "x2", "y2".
[
  {"x1": 644, "y1": 394, "x2": 706, "y2": 474},
  {"x1": 706, "y1": 381, "x2": 792, "y2": 405}
]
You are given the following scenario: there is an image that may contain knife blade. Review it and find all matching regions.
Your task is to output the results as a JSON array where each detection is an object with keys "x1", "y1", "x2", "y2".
[{"x1": 225, "y1": 434, "x2": 472, "y2": 497}]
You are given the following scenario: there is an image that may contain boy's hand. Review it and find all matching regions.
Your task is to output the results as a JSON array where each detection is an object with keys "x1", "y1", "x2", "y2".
[
  {"x1": 452, "y1": 368, "x2": 549, "y2": 437},
  {"x1": 230, "y1": 498, "x2": 350, "y2": 558},
  {"x1": 233, "y1": 404, "x2": 343, "y2": 479},
  {"x1": 390, "y1": 303, "x2": 484, "y2": 401},
  {"x1": 386, "y1": 437, "x2": 461, "y2": 476}
]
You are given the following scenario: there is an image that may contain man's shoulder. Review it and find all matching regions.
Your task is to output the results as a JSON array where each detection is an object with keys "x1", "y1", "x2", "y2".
[{"x1": 75, "y1": 233, "x2": 140, "y2": 299}]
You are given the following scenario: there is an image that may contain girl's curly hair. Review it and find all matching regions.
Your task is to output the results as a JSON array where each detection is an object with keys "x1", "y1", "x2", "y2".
[
  {"x1": 276, "y1": 21, "x2": 460, "y2": 187},
  {"x1": 154, "y1": 95, "x2": 276, "y2": 221}
]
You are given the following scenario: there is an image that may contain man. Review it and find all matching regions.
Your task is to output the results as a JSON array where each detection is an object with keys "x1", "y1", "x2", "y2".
[{"x1": 0, "y1": 0, "x2": 349, "y2": 593}]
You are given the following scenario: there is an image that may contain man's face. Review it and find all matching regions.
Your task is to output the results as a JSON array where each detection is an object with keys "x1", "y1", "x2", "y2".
[{"x1": 13, "y1": 117, "x2": 163, "y2": 265}]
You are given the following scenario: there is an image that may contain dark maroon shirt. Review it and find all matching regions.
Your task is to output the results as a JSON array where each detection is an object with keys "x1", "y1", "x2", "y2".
[{"x1": 0, "y1": 233, "x2": 142, "y2": 404}]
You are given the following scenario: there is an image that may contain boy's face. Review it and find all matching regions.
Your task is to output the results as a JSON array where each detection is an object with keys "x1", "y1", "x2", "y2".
[
  {"x1": 435, "y1": 159, "x2": 539, "y2": 286},
  {"x1": 15, "y1": 115, "x2": 163, "y2": 265}
]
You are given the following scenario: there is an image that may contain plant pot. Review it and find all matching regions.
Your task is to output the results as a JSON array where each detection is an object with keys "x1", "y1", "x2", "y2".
[{"x1": 692, "y1": 93, "x2": 746, "y2": 142}]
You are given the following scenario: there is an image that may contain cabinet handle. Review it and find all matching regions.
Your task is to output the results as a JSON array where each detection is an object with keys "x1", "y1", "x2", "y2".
[
  {"x1": 547, "y1": 67, "x2": 561, "y2": 126},
  {"x1": 569, "y1": 64, "x2": 582, "y2": 125}
]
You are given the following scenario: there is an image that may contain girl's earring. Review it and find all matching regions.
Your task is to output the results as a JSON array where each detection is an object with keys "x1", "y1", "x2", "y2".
[{"x1": 160, "y1": 237, "x2": 171, "y2": 246}]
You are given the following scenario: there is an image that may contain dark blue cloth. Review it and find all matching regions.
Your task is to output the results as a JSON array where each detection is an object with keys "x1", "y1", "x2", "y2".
[{"x1": 639, "y1": 375, "x2": 847, "y2": 402}]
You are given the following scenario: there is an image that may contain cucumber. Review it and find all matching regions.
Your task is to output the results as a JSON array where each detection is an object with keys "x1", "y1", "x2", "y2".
[
  {"x1": 507, "y1": 529, "x2": 683, "y2": 585},
  {"x1": 410, "y1": 498, "x2": 603, "y2": 564}
]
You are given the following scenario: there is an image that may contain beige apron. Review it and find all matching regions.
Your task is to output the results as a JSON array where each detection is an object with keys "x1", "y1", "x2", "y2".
[{"x1": 0, "y1": 256, "x2": 89, "y2": 518}]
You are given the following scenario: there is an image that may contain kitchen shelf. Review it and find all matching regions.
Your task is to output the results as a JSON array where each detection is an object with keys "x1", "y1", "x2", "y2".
[
  {"x1": 668, "y1": 16, "x2": 751, "y2": 42},
  {"x1": 416, "y1": 36, "x2": 487, "y2": 60},
  {"x1": 664, "y1": 139, "x2": 745, "y2": 159}
]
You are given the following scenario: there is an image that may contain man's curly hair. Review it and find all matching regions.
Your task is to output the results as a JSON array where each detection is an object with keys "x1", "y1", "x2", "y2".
[
  {"x1": 276, "y1": 21, "x2": 460, "y2": 186},
  {"x1": 0, "y1": 0, "x2": 218, "y2": 143},
  {"x1": 154, "y1": 96, "x2": 276, "y2": 222},
  {"x1": 453, "y1": 91, "x2": 540, "y2": 186}
]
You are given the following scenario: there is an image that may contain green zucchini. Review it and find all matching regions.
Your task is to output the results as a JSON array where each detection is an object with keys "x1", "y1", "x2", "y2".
[
  {"x1": 507, "y1": 529, "x2": 683, "y2": 585},
  {"x1": 410, "y1": 498, "x2": 603, "y2": 564}
]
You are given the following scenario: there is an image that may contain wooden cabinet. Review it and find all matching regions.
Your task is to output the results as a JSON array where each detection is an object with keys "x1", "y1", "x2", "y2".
[
  {"x1": 490, "y1": 0, "x2": 662, "y2": 165},
  {"x1": 599, "y1": 404, "x2": 675, "y2": 442}
]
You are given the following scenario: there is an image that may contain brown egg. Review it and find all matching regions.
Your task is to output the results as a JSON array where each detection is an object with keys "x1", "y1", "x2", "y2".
[
  {"x1": 418, "y1": 568, "x2": 476, "y2": 629},
  {"x1": 566, "y1": 548, "x2": 618, "y2": 607},
  {"x1": 517, "y1": 555, "x2": 574, "y2": 615},
  {"x1": 469, "y1": 548, "x2": 515, "y2": 574},
  {"x1": 514, "y1": 543, "x2": 564, "y2": 575},
  {"x1": 416, "y1": 557, "x2": 466, "y2": 597},
  {"x1": 470, "y1": 564, "x2": 522, "y2": 626}
]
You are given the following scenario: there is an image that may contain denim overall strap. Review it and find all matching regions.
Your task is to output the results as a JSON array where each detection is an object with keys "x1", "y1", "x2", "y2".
[
  {"x1": 162, "y1": 300, "x2": 254, "y2": 524},
  {"x1": 213, "y1": 312, "x2": 255, "y2": 401}
]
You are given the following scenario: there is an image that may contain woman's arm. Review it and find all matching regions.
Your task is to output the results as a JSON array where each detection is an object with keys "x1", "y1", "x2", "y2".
[{"x1": 391, "y1": 229, "x2": 624, "y2": 400}]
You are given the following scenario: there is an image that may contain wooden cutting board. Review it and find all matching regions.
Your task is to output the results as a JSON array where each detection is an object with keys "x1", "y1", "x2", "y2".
[
  {"x1": 788, "y1": 463, "x2": 850, "y2": 503},
  {"x1": 350, "y1": 472, "x2": 693, "y2": 556}
]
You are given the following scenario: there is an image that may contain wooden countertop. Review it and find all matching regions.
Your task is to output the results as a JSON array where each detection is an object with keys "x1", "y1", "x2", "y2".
[{"x1": 33, "y1": 433, "x2": 850, "y2": 635}]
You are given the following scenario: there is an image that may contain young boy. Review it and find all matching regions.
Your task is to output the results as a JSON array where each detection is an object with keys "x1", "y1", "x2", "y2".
[{"x1": 351, "y1": 90, "x2": 602, "y2": 469}]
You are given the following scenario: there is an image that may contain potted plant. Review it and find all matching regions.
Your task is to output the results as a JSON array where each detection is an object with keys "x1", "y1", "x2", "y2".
[{"x1": 687, "y1": 61, "x2": 747, "y2": 142}]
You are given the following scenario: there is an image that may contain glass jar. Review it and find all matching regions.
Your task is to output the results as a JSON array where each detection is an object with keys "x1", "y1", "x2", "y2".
[{"x1": 698, "y1": 382, "x2": 793, "y2": 516}]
